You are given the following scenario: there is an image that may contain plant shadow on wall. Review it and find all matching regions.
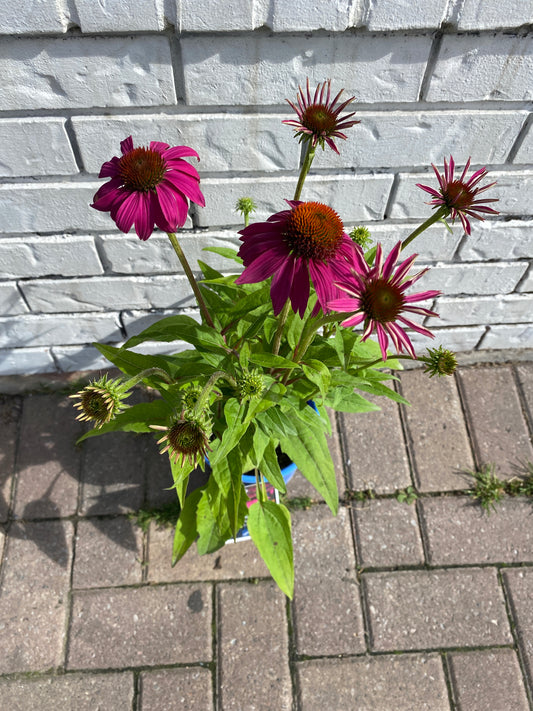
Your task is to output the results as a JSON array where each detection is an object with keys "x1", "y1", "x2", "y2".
[{"x1": 71, "y1": 79, "x2": 499, "y2": 598}]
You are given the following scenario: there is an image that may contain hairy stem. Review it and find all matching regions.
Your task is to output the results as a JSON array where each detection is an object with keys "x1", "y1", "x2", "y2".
[
  {"x1": 167, "y1": 232, "x2": 215, "y2": 327},
  {"x1": 401, "y1": 206, "x2": 449, "y2": 251},
  {"x1": 293, "y1": 142, "x2": 316, "y2": 201}
]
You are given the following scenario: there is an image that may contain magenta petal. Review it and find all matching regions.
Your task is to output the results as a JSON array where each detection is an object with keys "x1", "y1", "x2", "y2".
[
  {"x1": 98, "y1": 156, "x2": 120, "y2": 178},
  {"x1": 120, "y1": 136, "x2": 134, "y2": 155},
  {"x1": 235, "y1": 250, "x2": 287, "y2": 285},
  {"x1": 382, "y1": 241, "x2": 402, "y2": 280},
  {"x1": 375, "y1": 324, "x2": 389, "y2": 361},
  {"x1": 164, "y1": 146, "x2": 200, "y2": 161},
  {"x1": 328, "y1": 296, "x2": 360, "y2": 312},
  {"x1": 271, "y1": 256, "x2": 297, "y2": 315},
  {"x1": 134, "y1": 192, "x2": 154, "y2": 240},
  {"x1": 150, "y1": 141, "x2": 169, "y2": 153},
  {"x1": 340, "y1": 312, "x2": 365, "y2": 328},
  {"x1": 163, "y1": 171, "x2": 205, "y2": 207},
  {"x1": 289, "y1": 259, "x2": 310, "y2": 317},
  {"x1": 92, "y1": 178, "x2": 124, "y2": 211},
  {"x1": 114, "y1": 191, "x2": 141, "y2": 234}
]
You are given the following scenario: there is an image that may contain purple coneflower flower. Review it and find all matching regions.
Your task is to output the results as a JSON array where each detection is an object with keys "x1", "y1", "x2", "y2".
[
  {"x1": 329, "y1": 242, "x2": 441, "y2": 361},
  {"x1": 282, "y1": 78, "x2": 359, "y2": 154},
  {"x1": 416, "y1": 156, "x2": 499, "y2": 235},
  {"x1": 235, "y1": 200, "x2": 356, "y2": 317},
  {"x1": 91, "y1": 136, "x2": 205, "y2": 240}
]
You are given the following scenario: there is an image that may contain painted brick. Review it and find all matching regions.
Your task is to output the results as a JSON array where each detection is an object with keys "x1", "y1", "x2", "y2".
[
  {"x1": 98, "y1": 232, "x2": 240, "y2": 275},
  {"x1": 199, "y1": 174, "x2": 394, "y2": 227},
  {"x1": 72, "y1": 114, "x2": 299, "y2": 175},
  {"x1": 180, "y1": 0, "x2": 259, "y2": 31},
  {"x1": 2, "y1": 0, "x2": 67, "y2": 34},
  {"x1": 0, "y1": 236, "x2": 103, "y2": 279},
  {"x1": 481, "y1": 324, "x2": 533, "y2": 350},
  {"x1": 448, "y1": 650, "x2": 529, "y2": 711},
  {"x1": 518, "y1": 265, "x2": 533, "y2": 292},
  {"x1": 298, "y1": 655, "x2": 450, "y2": 711},
  {"x1": 1, "y1": 36, "x2": 176, "y2": 111},
  {"x1": 422, "y1": 496, "x2": 533, "y2": 564},
  {"x1": 408, "y1": 325, "x2": 485, "y2": 352},
  {"x1": 0, "y1": 283, "x2": 29, "y2": 316},
  {"x1": 21, "y1": 275, "x2": 194, "y2": 313},
  {"x1": 319, "y1": 110, "x2": 527, "y2": 169},
  {"x1": 0, "y1": 347, "x2": 55, "y2": 376},
  {"x1": 458, "y1": 219, "x2": 533, "y2": 261},
  {"x1": 68, "y1": 584, "x2": 212, "y2": 669},
  {"x1": 364, "y1": 567, "x2": 512, "y2": 651},
  {"x1": 121, "y1": 309, "x2": 198, "y2": 337},
  {"x1": 390, "y1": 170, "x2": 531, "y2": 219},
  {"x1": 0, "y1": 313, "x2": 122, "y2": 348},
  {"x1": 0, "y1": 182, "x2": 112, "y2": 234},
  {"x1": 458, "y1": 0, "x2": 533, "y2": 30},
  {"x1": 0, "y1": 119, "x2": 78, "y2": 177},
  {"x1": 52, "y1": 344, "x2": 117, "y2": 373},
  {"x1": 362, "y1": 0, "x2": 449, "y2": 30},
  {"x1": 513, "y1": 121, "x2": 533, "y2": 164},
  {"x1": 418, "y1": 262, "x2": 527, "y2": 296},
  {"x1": 0, "y1": 674, "x2": 134, "y2": 711},
  {"x1": 362, "y1": 222, "x2": 461, "y2": 262},
  {"x1": 427, "y1": 33, "x2": 533, "y2": 102},
  {"x1": 181, "y1": 34, "x2": 432, "y2": 105},
  {"x1": 437, "y1": 294, "x2": 533, "y2": 325},
  {"x1": 270, "y1": 0, "x2": 359, "y2": 31},
  {"x1": 139, "y1": 668, "x2": 213, "y2": 711},
  {"x1": 73, "y1": 0, "x2": 163, "y2": 32}
]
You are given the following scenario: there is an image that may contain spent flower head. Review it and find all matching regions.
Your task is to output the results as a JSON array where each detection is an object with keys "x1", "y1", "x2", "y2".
[
  {"x1": 329, "y1": 242, "x2": 441, "y2": 360},
  {"x1": 421, "y1": 345, "x2": 458, "y2": 377},
  {"x1": 416, "y1": 156, "x2": 499, "y2": 235},
  {"x1": 283, "y1": 78, "x2": 359, "y2": 154},
  {"x1": 91, "y1": 136, "x2": 205, "y2": 240},
  {"x1": 70, "y1": 375, "x2": 130, "y2": 429},
  {"x1": 150, "y1": 414, "x2": 211, "y2": 467}
]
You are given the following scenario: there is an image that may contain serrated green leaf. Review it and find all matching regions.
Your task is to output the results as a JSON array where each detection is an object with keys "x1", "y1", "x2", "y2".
[
  {"x1": 122, "y1": 315, "x2": 228, "y2": 353},
  {"x1": 256, "y1": 408, "x2": 297, "y2": 438},
  {"x1": 172, "y1": 488, "x2": 202, "y2": 564},
  {"x1": 248, "y1": 352, "x2": 300, "y2": 369},
  {"x1": 258, "y1": 440, "x2": 286, "y2": 492},
  {"x1": 76, "y1": 399, "x2": 172, "y2": 443},
  {"x1": 202, "y1": 246, "x2": 242, "y2": 263},
  {"x1": 247, "y1": 501, "x2": 294, "y2": 598},
  {"x1": 302, "y1": 359, "x2": 331, "y2": 398},
  {"x1": 325, "y1": 387, "x2": 381, "y2": 414},
  {"x1": 94, "y1": 343, "x2": 176, "y2": 380}
]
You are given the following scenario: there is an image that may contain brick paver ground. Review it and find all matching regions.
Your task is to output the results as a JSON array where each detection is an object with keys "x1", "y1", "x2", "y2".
[{"x1": 0, "y1": 361, "x2": 532, "y2": 710}]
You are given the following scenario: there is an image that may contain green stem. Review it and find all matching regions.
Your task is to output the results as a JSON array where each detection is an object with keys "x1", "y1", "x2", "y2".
[
  {"x1": 293, "y1": 142, "x2": 316, "y2": 201},
  {"x1": 193, "y1": 370, "x2": 237, "y2": 416},
  {"x1": 354, "y1": 354, "x2": 415, "y2": 373},
  {"x1": 401, "y1": 206, "x2": 449, "y2": 251},
  {"x1": 167, "y1": 232, "x2": 215, "y2": 328},
  {"x1": 272, "y1": 301, "x2": 291, "y2": 356},
  {"x1": 123, "y1": 367, "x2": 173, "y2": 389}
]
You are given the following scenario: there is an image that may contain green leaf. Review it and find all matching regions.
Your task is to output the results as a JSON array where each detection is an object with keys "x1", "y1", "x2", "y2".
[
  {"x1": 95, "y1": 343, "x2": 176, "y2": 380},
  {"x1": 279, "y1": 413, "x2": 338, "y2": 514},
  {"x1": 247, "y1": 501, "x2": 294, "y2": 599},
  {"x1": 248, "y1": 352, "x2": 299, "y2": 369},
  {"x1": 196, "y1": 490, "x2": 229, "y2": 555},
  {"x1": 302, "y1": 359, "x2": 331, "y2": 399},
  {"x1": 258, "y1": 440, "x2": 286, "y2": 493},
  {"x1": 209, "y1": 399, "x2": 248, "y2": 467},
  {"x1": 202, "y1": 245, "x2": 242, "y2": 263},
  {"x1": 170, "y1": 457, "x2": 196, "y2": 507},
  {"x1": 256, "y1": 408, "x2": 297, "y2": 438},
  {"x1": 325, "y1": 387, "x2": 381, "y2": 414},
  {"x1": 76, "y1": 400, "x2": 172, "y2": 443},
  {"x1": 172, "y1": 488, "x2": 202, "y2": 564},
  {"x1": 122, "y1": 315, "x2": 228, "y2": 353}
]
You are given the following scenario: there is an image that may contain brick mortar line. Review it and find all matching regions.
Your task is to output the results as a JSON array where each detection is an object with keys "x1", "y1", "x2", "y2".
[
  {"x1": 294, "y1": 644, "x2": 516, "y2": 663},
  {"x1": 441, "y1": 652, "x2": 458, "y2": 711},
  {"x1": 513, "y1": 364, "x2": 533, "y2": 442},
  {"x1": 286, "y1": 596, "x2": 301, "y2": 711},
  {"x1": 498, "y1": 569, "x2": 533, "y2": 711},
  {"x1": 132, "y1": 671, "x2": 140, "y2": 711},
  {"x1": 452, "y1": 369, "x2": 481, "y2": 470},
  {"x1": 0, "y1": 661, "x2": 212, "y2": 682},
  {"x1": 211, "y1": 584, "x2": 218, "y2": 711}
]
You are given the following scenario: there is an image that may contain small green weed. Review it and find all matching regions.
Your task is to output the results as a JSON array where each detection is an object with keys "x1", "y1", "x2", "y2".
[
  {"x1": 344, "y1": 488, "x2": 376, "y2": 502},
  {"x1": 282, "y1": 496, "x2": 313, "y2": 511},
  {"x1": 466, "y1": 464, "x2": 506, "y2": 513},
  {"x1": 396, "y1": 486, "x2": 418, "y2": 505},
  {"x1": 129, "y1": 500, "x2": 181, "y2": 533}
]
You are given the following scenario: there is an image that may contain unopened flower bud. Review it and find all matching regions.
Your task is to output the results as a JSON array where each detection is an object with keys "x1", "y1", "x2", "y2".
[
  {"x1": 238, "y1": 370, "x2": 265, "y2": 401},
  {"x1": 70, "y1": 375, "x2": 130, "y2": 428},
  {"x1": 150, "y1": 415, "x2": 211, "y2": 466},
  {"x1": 421, "y1": 345, "x2": 457, "y2": 378},
  {"x1": 349, "y1": 226, "x2": 372, "y2": 250},
  {"x1": 182, "y1": 385, "x2": 203, "y2": 412},
  {"x1": 235, "y1": 197, "x2": 257, "y2": 219}
]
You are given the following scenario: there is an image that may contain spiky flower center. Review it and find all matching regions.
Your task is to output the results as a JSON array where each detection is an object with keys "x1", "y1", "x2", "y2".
[
  {"x1": 361, "y1": 278, "x2": 405, "y2": 323},
  {"x1": 301, "y1": 104, "x2": 338, "y2": 135},
  {"x1": 80, "y1": 390, "x2": 108, "y2": 419},
  {"x1": 238, "y1": 371, "x2": 265, "y2": 401},
  {"x1": 443, "y1": 180, "x2": 475, "y2": 211},
  {"x1": 118, "y1": 147, "x2": 166, "y2": 192},
  {"x1": 167, "y1": 420, "x2": 207, "y2": 458},
  {"x1": 284, "y1": 202, "x2": 344, "y2": 261}
]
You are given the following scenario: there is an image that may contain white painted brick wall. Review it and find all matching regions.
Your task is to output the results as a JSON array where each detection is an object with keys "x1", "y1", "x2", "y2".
[
  {"x1": 0, "y1": 0, "x2": 531, "y2": 374},
  {"x1": 409, "y1": 326, "x2": 486, "y2": 353},
  {"x1": 181, "y1": 34, "x2": 432, "y2": 105}
]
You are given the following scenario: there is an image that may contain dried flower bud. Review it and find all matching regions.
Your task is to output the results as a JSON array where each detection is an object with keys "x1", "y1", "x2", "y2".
[
  {"x1": 150, "y1": 415, "x2": 211, "y2": 466},
  {"x1": 349, "y1": 226, "x2": 372, "y2": 250},
  {"x1": 421, "y1": 345, "x2": 458, "y2": 378},
  {"x1": 70, "y1": 375, "x2": 130, "y2": 428},
  {"x1": 238, "y1": 370, "x2": 265, "y2": 401}
]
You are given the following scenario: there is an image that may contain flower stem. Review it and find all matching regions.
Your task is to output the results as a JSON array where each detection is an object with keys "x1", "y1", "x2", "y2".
[
  {"x1": 193, "y1": 370, "x2": 237, "y2": 416},
  {"x1": 272, "y1": 300, "x2": 291, "y2": 356},
  {"x1": 167, "y1": 232, "x2": 215, "y2": 327},
  {"x1": 401, "y1": 206, "x2": 449, "y2": 251},
  {"x1": 123, "y1": 367, "x2": 174, "y2": 389},
  {"x1": 293, "y1": 142, "x2": 316, "y2": 201}
]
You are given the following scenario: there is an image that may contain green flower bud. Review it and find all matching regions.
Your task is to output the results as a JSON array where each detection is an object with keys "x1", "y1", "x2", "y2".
[
  {"x1": 421, "y1": 345, "x2": 458, "y2": 378},
  {"x1": 150, "y1": 414, "x2": 211, "y2": 466},
  {"x1": 349, "y1": 226, "x2": 372, "y2": 250},
  {"x1": 70, "y1": 375, "x2": 130, "y2": 428},
  {"x1": 238, "y1": 369, "x2": 265, "y2": 401}
]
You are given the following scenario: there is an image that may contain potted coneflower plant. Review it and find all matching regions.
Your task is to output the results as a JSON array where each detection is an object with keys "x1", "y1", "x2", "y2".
[{"x1": 72, "y1": 79, "x2": 498, "y2": 598}]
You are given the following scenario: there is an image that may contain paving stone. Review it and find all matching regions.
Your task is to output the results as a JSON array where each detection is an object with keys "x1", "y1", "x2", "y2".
[
  {"x1": 340, "y1": 395, "x2": 411, "y2": 494},
  {"x1": 217, "y1": 581, "x2": 292, "y2": 711},
  {"x1": 516, "y1": 362, "x2": 533, "y2": 431},
  {"x1": 0, "y1": 395, "x2": 21, "y2": 521},
  {"x1": 448, "y1": 649, "x2": 529, "y2": 711},
  {"x1": 297, "y1": 654, "x2": 450, "y2": 711},
  {"x1": 80, "y1": 432, "x2": 147, "y2": 515},
  {"x1": 0, "y1": 672, "x2": 134, "y2": 711},
  {"x1": 145, "y1": 439, "x2": 176, "y2": 508},
  {"x1": 68, "y1": 583, "x2": 212, "y2": 669},
  {"x1": 139, "y1": 668, "x2": 213, "y2": 711},
  {"x1": 353, "y1": 498, "x2": 425, "y2": 568},
  {"x1": 457, "y1": 366, "x2": 533, "y2": 475},
  {"x1": 14, "y1": 394, "x2": 81, "y2": 519},
  {"x1": 73, "y1": 516, "x2": 143, "y2": 589},
  {"x1": 147, "y1": 522, "x2": 269, "y2": 582},
  {"x1": 0, "y1": 520, "x2": 74, "y2": 673},
  {"x1": 285, "y1": 409, "x2": 346, "y2": 500},
  {"x1": 421, "y1": 496, "x2": 533, "y2": 565},
  {"x1": 502, "y1": 568, "x2": 533, "y2": 688},
  {"x1": 364, "y1": 567, "x2": 512, "y2": 651},
  {"x1": 400, "y1": 370, "x2": 474, "y2": 491},
  {"x1": 292, "y1": 505, "x2": 365, "y2": 655}
]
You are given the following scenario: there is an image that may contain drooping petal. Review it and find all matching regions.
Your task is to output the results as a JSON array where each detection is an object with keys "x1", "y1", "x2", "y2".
[
  {"x1": 114, "y1": 190, "x2": 142, "y2": 234},
  {"x1": 271, "y1": 255, "x2": 298, "y2": 315},
  {"x1": 163, "y1": 170, "x2": 205, "y2": 207},
  {"x1": 98, "y1": 156, "x2": 120, "y2": 178},
  {"x1": 133, "y1": 191, "x2": 154, "y2": 241}
]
